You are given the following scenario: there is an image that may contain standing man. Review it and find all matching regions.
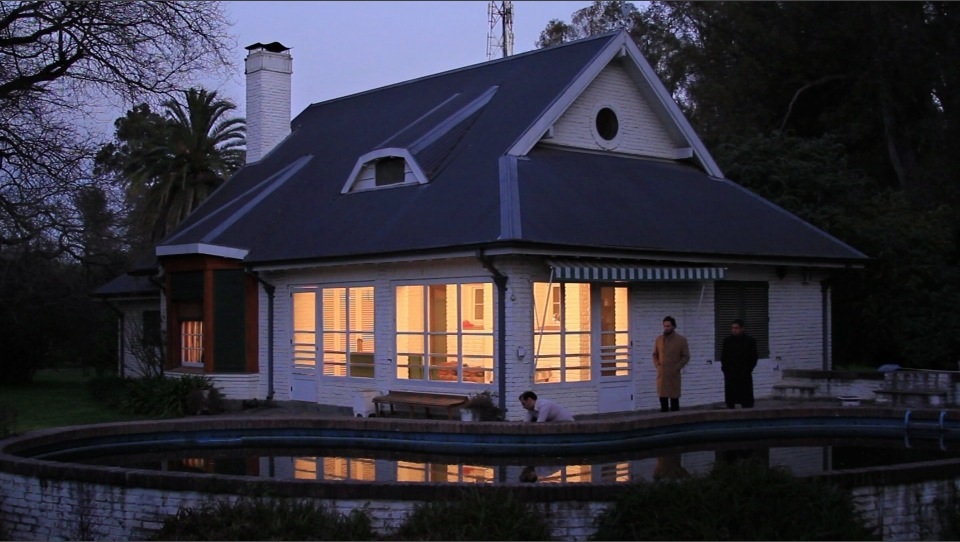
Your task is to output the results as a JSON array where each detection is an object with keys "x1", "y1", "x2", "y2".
[
  {"x1": 652, "y1": 316, "x2": 690, "y2": 412},
  {"x1": 720, "y1": 318, "x2": 759, "y2": 408}
]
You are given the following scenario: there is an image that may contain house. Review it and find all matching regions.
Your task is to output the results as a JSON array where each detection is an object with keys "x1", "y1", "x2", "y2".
[{"x1": 95, "y1": 31, "x2": 867, "y2": 419}]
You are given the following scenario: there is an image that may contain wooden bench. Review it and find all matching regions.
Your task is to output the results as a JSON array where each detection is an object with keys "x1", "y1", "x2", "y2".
[{"x1": 372, "y1": 390, "x2": 468, "y2": 419}]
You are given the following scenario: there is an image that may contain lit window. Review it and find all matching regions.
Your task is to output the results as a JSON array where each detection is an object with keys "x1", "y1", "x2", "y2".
[
  {"x1": 180, "y1": 320, "x2": 203, "y2": 367},
  {"x1": 322, "y1": 287, "x2": 375, "y2": 378},
  {"x1": 532, "y1": 284, "x2": 629, "y2": 383},
  {"x1": 395, "y1": 283, "x2": 494, "y2": 384},
  {"x1": 533, "y1": 283, "x2": 591, "y2": 383}
]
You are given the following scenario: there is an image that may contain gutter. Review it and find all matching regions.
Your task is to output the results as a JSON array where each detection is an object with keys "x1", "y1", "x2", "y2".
[
  {"x1": 248, "y1": 270, "x2": 277, "y2": 401},
  {"x1": 476, "y1": 250, "x2": 508, "y2": 417}
]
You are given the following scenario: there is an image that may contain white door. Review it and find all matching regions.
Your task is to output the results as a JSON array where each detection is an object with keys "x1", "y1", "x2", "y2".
[
  {"x1": 596, "y1": 285, "x2": 633, "y2": 414},
  {"x1": 291, "y1": 368, "x2": 317, "y2": 401},
  {"x1": 291, "y1": 289, "x2": 318, "y2": 402}
]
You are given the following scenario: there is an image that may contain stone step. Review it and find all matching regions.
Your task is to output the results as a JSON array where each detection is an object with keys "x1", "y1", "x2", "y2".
[{"x1": 772, "y1": 382, "x2": 818, "y2": 399}]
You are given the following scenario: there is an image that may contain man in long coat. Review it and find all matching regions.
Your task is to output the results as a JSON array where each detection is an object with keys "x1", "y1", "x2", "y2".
[
  {"x1": 720, "y1": 318, "x2": 759, "y2": 408},
  {"x1": 652, "y1": 316, "x2": 691, "y2": 412}
]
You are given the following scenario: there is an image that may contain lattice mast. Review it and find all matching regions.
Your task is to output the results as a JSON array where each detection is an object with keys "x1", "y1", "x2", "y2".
[{"x1": 487, "y1": 1, "x2": 514, "y2": 60}]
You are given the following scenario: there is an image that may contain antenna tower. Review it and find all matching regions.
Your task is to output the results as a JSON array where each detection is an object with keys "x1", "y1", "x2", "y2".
[{"x1": 487, "y1": 1, "x2": 514, "y2": 61}]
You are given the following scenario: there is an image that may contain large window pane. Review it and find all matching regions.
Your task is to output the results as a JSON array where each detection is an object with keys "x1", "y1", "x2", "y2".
[
  {"x1": 322, "y1": 286, "x2": 375, "y2": 378},
  {"x1": 533, "y1": 282, "x2": 593, "y2": 383},
  {"x1": 395, "y1": 283, "x2": 494, "y2": 384}
]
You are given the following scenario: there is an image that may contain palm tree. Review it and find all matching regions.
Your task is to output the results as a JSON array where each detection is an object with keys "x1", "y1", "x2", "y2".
[{"x1": 102, "y1": 88, "x2": 245, "y2": 245}]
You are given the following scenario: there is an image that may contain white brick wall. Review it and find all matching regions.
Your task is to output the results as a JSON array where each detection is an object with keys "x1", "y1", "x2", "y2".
[
  {"x1": 246, "y1": 258, "x2": 833, "y2": 419},
  {"x1": 114, "y1": 298, "x2": 159, "y2": 378}
]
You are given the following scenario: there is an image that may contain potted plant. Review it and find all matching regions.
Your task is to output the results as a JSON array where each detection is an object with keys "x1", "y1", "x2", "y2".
[{"x1": 461, "y1": 389, "x2": 502, "y2": 421}]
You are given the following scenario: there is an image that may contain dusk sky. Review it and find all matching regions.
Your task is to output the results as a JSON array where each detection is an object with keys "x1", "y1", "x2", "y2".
[{"x1": 210, "y1": 1, "x2": 594, "y2": 119}]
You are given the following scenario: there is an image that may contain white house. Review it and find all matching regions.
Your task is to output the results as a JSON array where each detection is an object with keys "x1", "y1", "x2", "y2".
[{"x1": 95, "y1": 31, "x2": 867, "y2": 420}]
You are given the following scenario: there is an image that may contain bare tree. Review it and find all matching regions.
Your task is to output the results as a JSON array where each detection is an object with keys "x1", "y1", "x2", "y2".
[
  {"x1": 0, "y1": 1, "x2": 235, "y2": 259},
  {"x1": 122, "y1": 309, "x2": 164, "y2": 379}
]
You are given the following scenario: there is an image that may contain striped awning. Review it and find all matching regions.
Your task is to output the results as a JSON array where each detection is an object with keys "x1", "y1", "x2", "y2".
[{"x1": 546, "y1": 259, "x2": 725, "y2": 282}]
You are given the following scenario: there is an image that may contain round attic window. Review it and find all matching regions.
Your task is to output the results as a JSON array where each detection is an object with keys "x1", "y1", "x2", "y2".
[{"x1": 595, "y1": 107, "x2": 619, "y2": 141}]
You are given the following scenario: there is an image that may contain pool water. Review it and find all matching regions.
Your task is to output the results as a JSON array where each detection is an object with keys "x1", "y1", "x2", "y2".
[{"x1": 59, "y1": 435, "x2": 960, "y2": 484}]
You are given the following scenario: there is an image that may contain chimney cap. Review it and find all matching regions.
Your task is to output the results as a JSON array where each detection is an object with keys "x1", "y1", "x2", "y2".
[{"x1": 245, "y1": 41, "x2": 290, "y2": 53}]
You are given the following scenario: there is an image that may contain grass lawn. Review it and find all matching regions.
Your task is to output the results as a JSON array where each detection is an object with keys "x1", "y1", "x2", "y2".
[{"x1": 1, "y1": 368, "x2": 150, "y2": 434}]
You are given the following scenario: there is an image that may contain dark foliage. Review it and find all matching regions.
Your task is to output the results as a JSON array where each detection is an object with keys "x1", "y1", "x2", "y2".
[
  {"x1": 147, "y1": 498, "x2": 376, "y2": 541},
  {"x1": 591, "y1": 460, "x2": 877, "y2": 540},
  {"x1": 87, "y1": 374, "x2": 221, "y2": 418},
  {"x1": 390, "y1": 487, "x2": 554, "y2": 540}
]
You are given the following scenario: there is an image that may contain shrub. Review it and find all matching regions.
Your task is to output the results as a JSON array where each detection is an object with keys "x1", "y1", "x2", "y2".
[
  {"x1": 0, "y1": 401, "x2": 17, "y2": 438},
  {"x1": 391, "y1": 487, "x2": 553, "y2": 540},
  {"x1": 461, "y1": 390, "x2": 503, "y2": 421},
  {"x1": 148, "y1": 498, "x2": 376, "y2": 541},
  {"x1": 591, "y1": 460, "x2": 878, "y2": 541},
  {"x1": 90, "y1": 374, "x2": 221, "y2": 418}
]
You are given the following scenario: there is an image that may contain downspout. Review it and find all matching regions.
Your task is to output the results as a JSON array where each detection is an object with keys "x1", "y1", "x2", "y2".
[
  {"x1": 821, "y1": 280, "x2": 830, "y2": 371},
  {"x1": 101, "y1": 299, "x2": 125, "y2": 378},
  {"x1": 249, "y1": 270, "x2": 277, "y2": 401},
  {"x1": 476, "y1": 250, "x2": 508, "y2": 416}
]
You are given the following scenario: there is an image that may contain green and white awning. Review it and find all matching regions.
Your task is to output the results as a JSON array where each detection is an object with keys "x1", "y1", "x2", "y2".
[{"x1": 546, "y1": 259, "x2": 725, "y2": 282}]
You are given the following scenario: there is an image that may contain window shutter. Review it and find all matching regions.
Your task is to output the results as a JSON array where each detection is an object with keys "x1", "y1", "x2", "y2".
[
  {"x1": 714, "y1": 281, "x2": 769, "y2": 359},
  {"x1": 213, "y1": 269, "x2": 246, "y2": 372},
  {"x1": 170, "y1": 271, "x2": 203, "y2": 300}
]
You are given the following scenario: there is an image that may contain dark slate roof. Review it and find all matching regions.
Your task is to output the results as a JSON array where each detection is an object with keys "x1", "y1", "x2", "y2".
[
  {"x1": 515, "y1": 148, "x2": 864, "y2": 261},
  {"x1": 92, "y1": 272, "x2": 158, "y2": 298},
  {"x1": 156, "y1": 30, "x2": 866, "y2": 268}
]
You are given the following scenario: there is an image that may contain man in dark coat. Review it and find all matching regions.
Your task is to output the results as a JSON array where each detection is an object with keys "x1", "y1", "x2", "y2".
[{"x1": 720, "y1": 319, "x2": 758, "y2": 408}]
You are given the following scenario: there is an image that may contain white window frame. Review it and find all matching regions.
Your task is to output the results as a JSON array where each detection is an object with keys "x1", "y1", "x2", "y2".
[{"x1": 394, "y1": 281, "x2": 494, "y2": 385}]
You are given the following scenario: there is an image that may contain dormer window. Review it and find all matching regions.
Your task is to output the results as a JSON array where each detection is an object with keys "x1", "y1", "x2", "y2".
[
  {"x1": 342, "y1": 148, "x2": 428, "y2": 193},
  {"x1": 375, "y1": 157, "x2": 406, "y2": 186}
]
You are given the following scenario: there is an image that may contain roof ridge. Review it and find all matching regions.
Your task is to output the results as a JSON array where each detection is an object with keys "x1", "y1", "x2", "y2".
[{"x1": 294, "y1": 31, "x2": 623, "y2": 120}]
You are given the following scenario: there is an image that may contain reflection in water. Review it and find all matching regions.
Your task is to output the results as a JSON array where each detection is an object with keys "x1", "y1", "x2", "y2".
[
  {"x1": 653, "y1": 454, "x2": 689, "y2": 481},
  {"x1": 63, "y1": 436, "x2": 960, "y2": 485},
  {"x1": 519, "y1": 465, "x2": 562, "y2": 483}
]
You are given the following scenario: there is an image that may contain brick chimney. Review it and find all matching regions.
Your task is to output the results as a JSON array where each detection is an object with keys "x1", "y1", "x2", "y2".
[{"x1": 244, "y1": 42, "x2": 292, "y2": 163}]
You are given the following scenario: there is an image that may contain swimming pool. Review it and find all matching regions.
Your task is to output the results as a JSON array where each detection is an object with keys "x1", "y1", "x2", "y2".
[{"x1": 1, "y1": 404, "x2": 958, "y2": 540}]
